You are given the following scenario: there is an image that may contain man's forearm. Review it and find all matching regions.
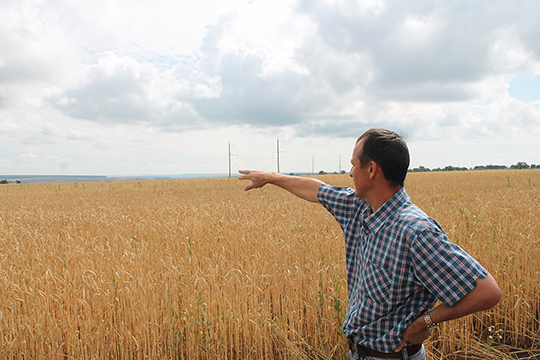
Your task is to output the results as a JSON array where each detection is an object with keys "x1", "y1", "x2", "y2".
[
  {"x1": 428, "y1": 273, "x2": 501, "y2": 325},
  {"x1": 270, "y1": 173, "x2": 324, "y2": 203},
  {"x1": 238, "y1": 170, "x2": 324, "y2": 203},
  {"x1": 396, "y1": 273, "x2": 500, "y2": 351}
]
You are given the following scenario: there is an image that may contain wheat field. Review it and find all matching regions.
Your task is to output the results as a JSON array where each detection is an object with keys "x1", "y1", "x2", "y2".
[{"x1": 0, "y1": 170, "x2": 539, "y2": 359}]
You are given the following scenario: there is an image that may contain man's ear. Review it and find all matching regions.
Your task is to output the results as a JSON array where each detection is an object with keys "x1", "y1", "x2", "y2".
[{"x1": 368, "y1": 161, "x2": 377, "y2": 179}]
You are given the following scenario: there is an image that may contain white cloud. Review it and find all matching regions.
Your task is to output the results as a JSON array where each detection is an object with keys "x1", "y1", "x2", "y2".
[{"x1": 1, "y1": 0, "x2": 540, "y2": 175}]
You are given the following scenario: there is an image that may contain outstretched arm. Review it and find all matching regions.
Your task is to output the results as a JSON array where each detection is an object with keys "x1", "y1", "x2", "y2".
[
  {"x1": 238, "y1": 170, "x2": 324, "y2": 203},
  {"x1": 395, "y1": 273, "x2": 501, "y2": 352}
]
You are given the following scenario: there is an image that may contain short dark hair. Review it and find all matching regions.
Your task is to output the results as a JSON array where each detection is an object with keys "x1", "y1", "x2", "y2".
[{"x1": 357, "y1": 128, "x2": 409, "y2": 187}]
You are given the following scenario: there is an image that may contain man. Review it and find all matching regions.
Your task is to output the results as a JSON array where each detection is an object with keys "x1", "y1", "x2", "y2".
[{"x1": 238, "y1": 128, "x2": 501, "y2": 360}]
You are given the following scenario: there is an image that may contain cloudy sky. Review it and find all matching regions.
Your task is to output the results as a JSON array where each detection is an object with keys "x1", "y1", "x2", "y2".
[{"x1": 1, "y1": 0, "x2": 539, "y2": 176}]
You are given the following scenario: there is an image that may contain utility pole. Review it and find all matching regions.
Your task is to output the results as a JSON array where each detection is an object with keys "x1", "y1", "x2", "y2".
[
  {"x1": 339, "y1": 154, "x2": 342, "y2": 173},
  {"x1": 312, "y1": 155, "x2": 315, "y2": 175},
  {"x1": 275, "y1": 137, "x2": 286, "y2": 173},
  {"x1": 229, "y1": 142, "x2": 232, "y2": 177},
  {"x1": 227, "y1": 142, "x2": 237, "y2": 178},
  {"x1": 277, "y1": 138, "x2": 280, "y2": 173}
]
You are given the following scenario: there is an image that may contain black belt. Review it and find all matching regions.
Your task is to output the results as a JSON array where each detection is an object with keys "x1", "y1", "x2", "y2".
[{"x1": 348, "y1": 338, "x2": 422, "y2": 359}]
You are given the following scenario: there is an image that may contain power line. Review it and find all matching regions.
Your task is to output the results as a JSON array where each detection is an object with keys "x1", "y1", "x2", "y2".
[
  {"x1": 0, "y1": 125, "x2": 222, "y2": 160},
  {"x1": 0, "y1": 145, "x2": 178, "y2": 166},
  {"x1": 0, "y1": 66, "x2": 156, "y2": 120},
  {"x1": 0, "y1": 67, "x2": 274, "y2": 152},
  {"x1": 0, "y1": 95, "x2": 222, "y2": 147},
  {"x1": 0, "y1": 67, "x2": 292, "y2": 175}
]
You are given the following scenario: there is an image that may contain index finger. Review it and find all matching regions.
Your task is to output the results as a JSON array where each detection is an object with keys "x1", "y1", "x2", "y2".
[{"x1": 237, "y1": 170, "x2": 252, "y2": 180}]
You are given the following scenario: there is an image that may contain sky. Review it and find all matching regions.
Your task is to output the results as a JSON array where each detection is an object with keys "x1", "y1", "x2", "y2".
[{"x1": 1, "y1": 0, "x2": 539, "y2": 176}]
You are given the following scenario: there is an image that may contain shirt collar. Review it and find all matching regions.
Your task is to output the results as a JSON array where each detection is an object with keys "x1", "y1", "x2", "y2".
[{"x1": 363, "y1": 187, "x2": 409, "y2": 235}]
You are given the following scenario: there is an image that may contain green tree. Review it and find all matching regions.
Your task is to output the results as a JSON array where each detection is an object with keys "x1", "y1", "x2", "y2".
[{"x1": 511, "y1": 162, "x2": 530, "y2": 169}]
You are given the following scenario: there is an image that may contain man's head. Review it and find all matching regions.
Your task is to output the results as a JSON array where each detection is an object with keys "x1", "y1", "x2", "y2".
[{"x1": 355, "y1": 128, "x2": 409, "y2": 187}]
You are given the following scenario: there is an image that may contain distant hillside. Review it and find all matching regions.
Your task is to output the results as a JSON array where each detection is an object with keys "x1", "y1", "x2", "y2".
[
  {"x1": 0, "y1": 175, "x2": 109, "y2": 184},
  {"x1": 0, "y1": 174, "x2": 229, "y2": 184}
]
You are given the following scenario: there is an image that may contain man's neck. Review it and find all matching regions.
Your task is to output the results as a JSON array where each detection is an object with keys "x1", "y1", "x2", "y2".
[{"x1": 365, "y1": 185, "x2": 402, "y2": 212}]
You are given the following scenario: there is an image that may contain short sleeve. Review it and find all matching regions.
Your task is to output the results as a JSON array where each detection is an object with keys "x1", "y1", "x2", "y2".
[
  {"x1": 317, "y1": 184, "x2": 363, "y2": 229},
  {"x1": 410, "y1": 228, "x2": 488, "y2": 307}
]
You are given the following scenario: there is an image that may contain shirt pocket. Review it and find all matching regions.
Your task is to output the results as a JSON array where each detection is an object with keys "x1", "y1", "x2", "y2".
[{"x1": 361, "y1": 261, "x2": 391, "y2": 303}]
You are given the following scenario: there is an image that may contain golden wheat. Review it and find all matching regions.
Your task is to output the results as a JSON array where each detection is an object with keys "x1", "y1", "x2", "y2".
[{"x1": 0, "y1": 170, "x2": 538, "y2": 359}]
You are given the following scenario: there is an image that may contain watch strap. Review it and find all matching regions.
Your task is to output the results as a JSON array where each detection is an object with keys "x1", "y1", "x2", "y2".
[{"x1": 424, "y1": 312, "x2": 439, "y2": 329}]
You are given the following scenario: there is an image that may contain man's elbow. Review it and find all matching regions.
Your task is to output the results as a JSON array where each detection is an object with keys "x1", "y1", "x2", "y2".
[
  {"x1": 486, "y1": 285, "x2": 501, "y2": 310},
  {"x1": 479, "y1": 274, "x2": 501, "y2": 310},
  {"x1": 482, "y1": 287, "x2": 501, "y2": 311}
]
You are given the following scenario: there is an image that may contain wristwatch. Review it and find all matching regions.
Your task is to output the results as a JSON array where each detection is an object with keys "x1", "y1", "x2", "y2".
[{"x1": 424, "y1": 312, "x2": 439, "y2": 330}]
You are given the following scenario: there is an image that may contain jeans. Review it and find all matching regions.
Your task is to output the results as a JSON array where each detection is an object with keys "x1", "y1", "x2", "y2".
[{"x1": 349, "y1": 345, "x2": 426, "y2": 360}]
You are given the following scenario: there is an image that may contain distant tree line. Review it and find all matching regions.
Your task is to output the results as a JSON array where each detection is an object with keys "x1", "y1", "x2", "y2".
[
  {"x1": 409, "y1": 162, "x2": 538, "y2": 172},
  {"x1": 4, "y1": 163, "x2": 536, "y2": 184},
  {"x1": 292, "y1": 163, "x2": 539, "y2": 176},
  {"x1": 0, "y1": 179, "x2": 21, "y2": 184}
]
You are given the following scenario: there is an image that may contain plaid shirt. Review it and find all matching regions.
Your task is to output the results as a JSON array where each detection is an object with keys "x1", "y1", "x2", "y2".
[{"x1": 318, "y1": 184, "x2": 487, "y2": 353}]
